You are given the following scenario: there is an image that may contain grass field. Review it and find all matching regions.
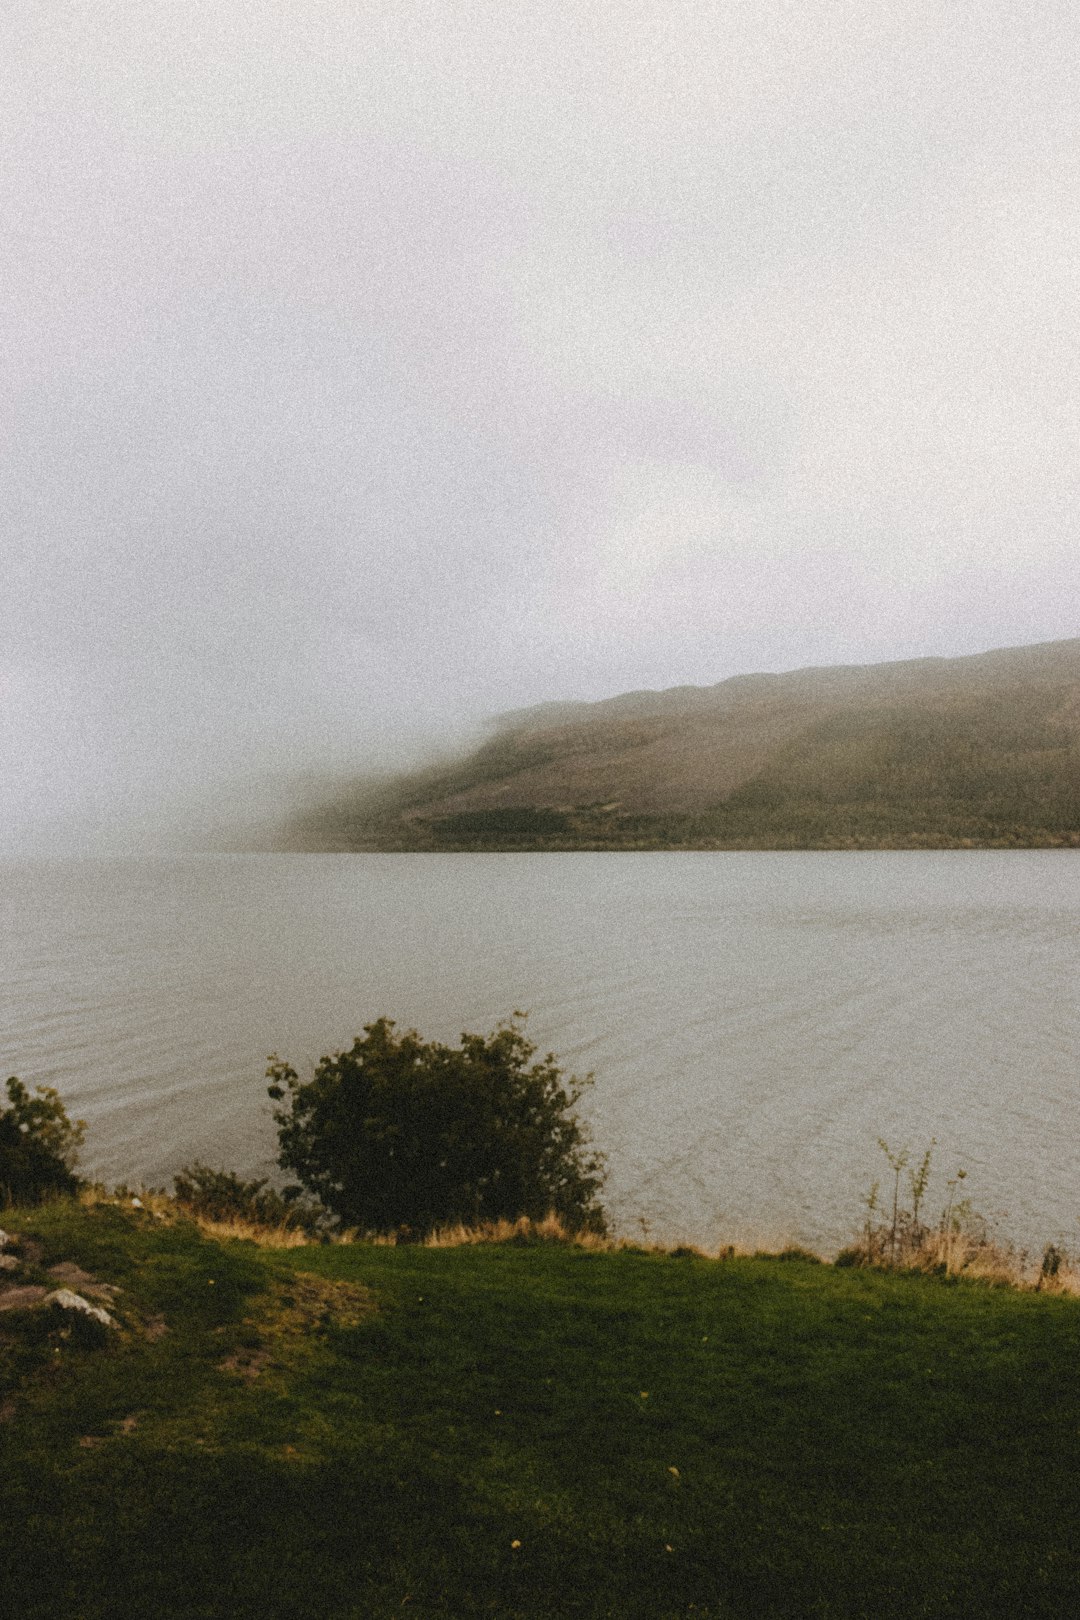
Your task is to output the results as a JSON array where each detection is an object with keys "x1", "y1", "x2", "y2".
[{"x1": 3, "y1": 1199, "x2": 1080, "y2": 1617}]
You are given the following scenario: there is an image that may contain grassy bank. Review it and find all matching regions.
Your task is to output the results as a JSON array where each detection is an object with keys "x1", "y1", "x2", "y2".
[{"x1": 3, "y1": 1198, "x2": 1080, "y2": 1618}]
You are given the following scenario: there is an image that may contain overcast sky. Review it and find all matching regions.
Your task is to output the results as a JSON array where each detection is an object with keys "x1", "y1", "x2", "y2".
[{"x1": 2, "y1": 2, "x2": 1078, "y2": 848}]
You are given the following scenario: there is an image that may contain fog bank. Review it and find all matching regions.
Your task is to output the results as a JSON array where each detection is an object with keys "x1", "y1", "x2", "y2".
[{"x1": 3, "y1": 3, "x2": 1078, "y2": 852}]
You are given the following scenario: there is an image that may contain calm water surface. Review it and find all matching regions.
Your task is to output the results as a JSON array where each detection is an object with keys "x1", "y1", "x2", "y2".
[{"x1": 1, "y1": 852, "x2": 1078, "y2": 1252}]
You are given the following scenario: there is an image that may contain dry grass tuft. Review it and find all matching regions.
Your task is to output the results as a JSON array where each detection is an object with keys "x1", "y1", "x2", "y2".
[
  {"x1": 841, "y1": 1210, "x2": 1039, "y2": 1288},
  {"x1": 910, "y1": 1228, "x2": 1028, "y2": 1286},
  {"x1": 78, "y1": 1183, "x2": 122, "y2": 1209},
  {"x1": 79, "y1": 1184, "x2": 173, "y2": 1218},
  {"x1": 183, "y1": 1213, "x2": 313, "y2": 1249},
  {"x1": 1043, "y1": 1266, "x2": 1080, "y2": 1296},
  {"x1": 74, "y1": 1190, "x2": 760, "y2": 1259},
  {"x1": 838, "y1": 1139, "x2": 1065, "y2": 1290},
  {"x1": 843, "y1": 1226, "x2": 1080, "y2": 1293},
  {"x1": 419, "y1": 1217, "x2": 733, "y2": 1258},
  {"x1": 422, "y1": 1212, "x2": 607, "y2": 1248},
  {"x1": 79, "y1": 1184, "x2": 317, "y2": 1247}
]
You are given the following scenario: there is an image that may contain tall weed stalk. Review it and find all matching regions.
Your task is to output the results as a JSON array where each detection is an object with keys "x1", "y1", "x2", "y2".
[{"x1": 841, "y1": 1140, "x2": 1036, "y2": 1285}]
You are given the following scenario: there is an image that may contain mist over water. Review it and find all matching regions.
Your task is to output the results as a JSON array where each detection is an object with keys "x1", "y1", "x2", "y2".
[{"x1": 2, "y1": 850, "x2": 1078, "y2": 1254}]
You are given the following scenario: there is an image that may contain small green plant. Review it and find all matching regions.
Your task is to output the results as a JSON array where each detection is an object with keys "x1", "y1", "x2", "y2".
[
  {"x1": 880, "y1": 1140, "x2": 913, "y2": 1263},
  {"x1": 870, "y1": 1137, "x2": 939, "y2": 1263},
  {"x1": 861, "y1": 1176, "x2": 880, "y2": 1258},
  {"x1": 909, "y1": 1141, "x2": 934, "y2": 1230},
  {"x1": 1039, "y1": 1243, "x2": 1066, "y2": 1287},
  {"x1": 0, "y1": 1077, "x2": 85, "y2": 1207},
  {"x1": 939, "y1": 1166, "x2": 969, "y2": 1269}
]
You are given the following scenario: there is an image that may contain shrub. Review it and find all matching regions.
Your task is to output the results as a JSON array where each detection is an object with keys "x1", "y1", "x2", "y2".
[
  {"x1": 172, "y1": 1163, "x2": 321, "y2": 1233},
  {"x1": 0, "y1": 1076, "x2": 85, "y2": 1207},
  {"x1": 266, "y1": 1016, "x2": 607, "y2": 1237}
]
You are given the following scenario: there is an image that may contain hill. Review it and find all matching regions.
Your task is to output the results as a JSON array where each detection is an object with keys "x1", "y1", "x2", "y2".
[
  {"x1": 3, "y1": 1198, "x2": 1080, "y2": 1617},
  {"x1": 283, "y1": 638, "x2": 1080, "y2": 850}
]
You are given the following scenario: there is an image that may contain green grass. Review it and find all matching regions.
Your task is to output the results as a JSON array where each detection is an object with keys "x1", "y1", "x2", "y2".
[{"x1": 3, "y1": 1201, "x2": 1080, "y2": 1617}]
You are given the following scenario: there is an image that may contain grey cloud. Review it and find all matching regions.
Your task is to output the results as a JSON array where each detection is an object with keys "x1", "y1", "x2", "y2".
[{"x1": 1, "y1": 2, "x2": 1078, "y2": 847}]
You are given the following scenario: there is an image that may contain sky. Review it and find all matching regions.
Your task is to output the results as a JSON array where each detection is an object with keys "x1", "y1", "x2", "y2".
[{"x1": 2, "y1": 1, "x2": 1078, "y2": 848}]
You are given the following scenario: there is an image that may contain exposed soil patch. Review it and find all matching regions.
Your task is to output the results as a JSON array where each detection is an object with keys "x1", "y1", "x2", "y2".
[
  {"x1": 77, "y1": 1412, "x2": 142, "y2": 1448},
  {"x1": 219, "y1": 1344, "x2": 273, "y2": 1381},
  {"x1": 275, "y1": 1272, "x2": 373, "y2": 1329},
  {"x1": 218, "y1": 1273, "x2": 374, "y2": 1382},
  {"x1": 0, "y1": 1284, "x2": 49, "y2": 1312},
  {"x1": 46, "y1": 1262, "x2": 119, "y2": 1299}
]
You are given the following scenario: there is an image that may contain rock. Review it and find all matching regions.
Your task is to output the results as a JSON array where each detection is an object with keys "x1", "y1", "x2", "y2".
[
  {"x1": 0, "y1": 1228, "x2": 12, "y2": 1251},
  {"x1": 45, "y1": 1289, "x2": 115, "y2": 1328},
  {"x1": 0, "y1": 1254, "x2": 19, "y2": 1272}
]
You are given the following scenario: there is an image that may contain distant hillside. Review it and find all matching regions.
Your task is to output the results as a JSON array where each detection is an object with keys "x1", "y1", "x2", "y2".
[{"x1": 281, "y1": 639, "x2": 1080, "y2": 850}]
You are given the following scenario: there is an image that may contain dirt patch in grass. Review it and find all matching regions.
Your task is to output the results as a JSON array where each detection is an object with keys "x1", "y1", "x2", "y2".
[
  {"x1": 0, "y1": 1284, "x2": 50, "y2": 1311},
  {"x1": 217, "y1": 1271, "x2": 374, "y2": 1382},
  {"x1": 45, "y1": 1262, "x2": 119, "y2": 1299}
]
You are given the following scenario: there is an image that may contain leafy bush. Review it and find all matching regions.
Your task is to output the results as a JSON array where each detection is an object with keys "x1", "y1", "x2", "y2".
[
  {"x1": 0, "y1": 1076, "x2": 85, "y2": 1207},
  {"x1": 172, "y1": 1162, "x2": 321, "y2": 1233},
  {"x1": 266, "y1": 1016, "x2": 607, "y2": 1237}
]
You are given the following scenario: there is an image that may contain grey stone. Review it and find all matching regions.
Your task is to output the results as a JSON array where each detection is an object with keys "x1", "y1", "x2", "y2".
[{"x1": 45, "y1": 1289, "x2": 115, "y2": 1328}]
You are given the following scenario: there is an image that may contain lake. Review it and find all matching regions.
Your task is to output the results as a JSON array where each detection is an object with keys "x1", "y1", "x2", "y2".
[{"x1": 1, "y1": 851, "x2": 1078, "y2": 1254}]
